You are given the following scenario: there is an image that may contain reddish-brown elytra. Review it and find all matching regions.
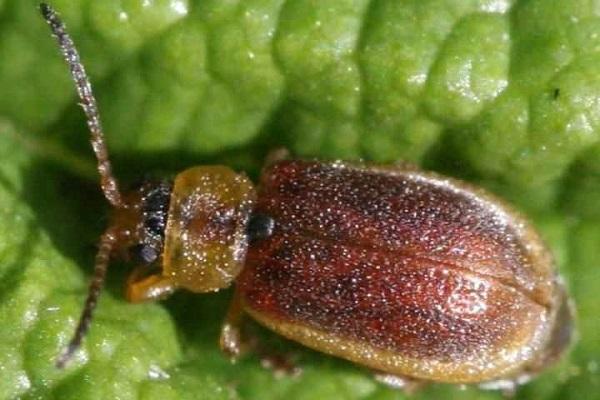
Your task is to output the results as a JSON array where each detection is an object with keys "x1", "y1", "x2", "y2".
[{"x1": 41, "y1": 2, "x2": 574, "y2": 390}]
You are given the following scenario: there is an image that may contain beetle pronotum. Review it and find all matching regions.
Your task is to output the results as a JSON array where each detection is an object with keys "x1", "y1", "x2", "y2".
[{"x1": 40, "y1": 2, "x2": 573, "y2": 389}]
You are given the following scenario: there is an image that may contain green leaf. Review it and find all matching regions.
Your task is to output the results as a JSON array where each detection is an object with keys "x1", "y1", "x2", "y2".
[{"x1": 1, "y1": 0, "x2": 599, "y2": 399}]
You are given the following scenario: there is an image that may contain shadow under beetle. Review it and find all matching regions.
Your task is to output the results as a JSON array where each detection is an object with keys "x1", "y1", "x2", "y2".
[{"x1": 40, "y1": 2, "x2": 573, "y2": 391}]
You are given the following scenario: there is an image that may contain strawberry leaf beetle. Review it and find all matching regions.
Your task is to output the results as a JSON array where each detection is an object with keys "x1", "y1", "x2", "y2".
[{"x1": 40, "y1": 2, "x2": 573, "y2": 390}]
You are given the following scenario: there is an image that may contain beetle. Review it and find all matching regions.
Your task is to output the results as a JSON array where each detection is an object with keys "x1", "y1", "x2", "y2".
[{"x1": 40, "y1": 2, "x2": 573, "y2": 390}]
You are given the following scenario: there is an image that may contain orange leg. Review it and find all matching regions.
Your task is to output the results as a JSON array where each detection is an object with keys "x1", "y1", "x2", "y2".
[
  {"x1": 126, "y1": 267, "x2": 177, "y2": 303},
  {"x1": 219, "y1": 287, "x2": 246, "y2": 359},
  {"x1": 219, "y1": 287, "x2": 301, "y2": 377}
]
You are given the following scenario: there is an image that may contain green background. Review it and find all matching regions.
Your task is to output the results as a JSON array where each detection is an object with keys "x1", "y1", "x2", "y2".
[{"x1": 0, "y1": 0, "x2": 599, "y2": 399}]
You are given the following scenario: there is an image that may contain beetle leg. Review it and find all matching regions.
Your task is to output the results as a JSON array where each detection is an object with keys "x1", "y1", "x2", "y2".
[
  {"x1": 258, "y1": 351, "x2": 301, "y2": 378},
  {"x1": 220, "y1": 288, "x2": 302, "y2": 376},
  {"x1": 125, "y1": 267, "x2": 177, "y2": 303},
  {"x1": 363, "y1": 160, "x2": 420, "y2": 174},
  {"x1": 264, "y1": 148, "x2": 290, "y2": 166},
  {"x1": 477, "y1": 377, "x2": 526, "y2": 396},
  {"x1": 373, "y1": 372, "x2": 426, "y2": 394},
  {"x1": 219, "y1": 286, "x2": 246, "y2": 359}
]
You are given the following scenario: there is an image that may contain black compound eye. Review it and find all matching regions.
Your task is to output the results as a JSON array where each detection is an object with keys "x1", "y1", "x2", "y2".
[
  {"x1": 129, "y1": 244, "x2": 159, "y2": 264},
  {"x1": 144, "y1": 190, "x2": 170, "y2": 213},
  {"x1": 247, "y1": 213, "x2": 275, "y2": 242},
  {"x1": 145, "y1": 215, "x2": 165, "y2": 236}
]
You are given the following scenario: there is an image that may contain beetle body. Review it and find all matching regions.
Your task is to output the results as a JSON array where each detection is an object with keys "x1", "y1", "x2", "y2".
[
  {"x1": 237, "y1": 160, "x2": 570, "y2": 383},
  {"x1": 41, "y1": 3, "x2": 572, "y2": 387}
]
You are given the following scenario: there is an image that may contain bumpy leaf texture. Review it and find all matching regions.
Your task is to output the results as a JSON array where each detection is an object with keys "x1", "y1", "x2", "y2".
[{"x1": 0, "y1": 0, "x2": 599, "y2": 399}]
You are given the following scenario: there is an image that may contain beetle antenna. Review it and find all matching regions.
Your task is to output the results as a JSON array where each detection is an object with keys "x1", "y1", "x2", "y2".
[
  {"x1": 40, "y1": 3, "x2": 124, "y2": 208},
  {"x1": 56, "y1": 229, "x2": 117, "y2": 368}
]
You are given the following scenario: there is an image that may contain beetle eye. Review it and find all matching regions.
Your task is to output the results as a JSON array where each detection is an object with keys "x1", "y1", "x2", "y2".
[
  {"x1": 247, "y1": 213, "x2": 275, "y2": 242},
  {"x1": 129, "y1": 244, "x2": 159, "y2": 264}
]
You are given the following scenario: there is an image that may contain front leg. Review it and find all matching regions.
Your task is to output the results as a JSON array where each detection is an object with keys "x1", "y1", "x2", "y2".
[
  {"x1": 219, "y1": 287, "x2": 247, "y2": 359},
  {"x1": 126, "y1": 266, "x2": 178, "y2": 303}
]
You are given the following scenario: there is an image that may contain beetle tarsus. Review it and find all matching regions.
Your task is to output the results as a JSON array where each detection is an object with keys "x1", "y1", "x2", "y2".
[
  {"x1": 373, "y1": 372, "x2": 425, "y2": 394},
  {"x1": 220, "y1": 323, "x2": 243, "y2": 360},
  {"x1": 260, "y1": 353, "x2": 302, "y2": 379}
]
